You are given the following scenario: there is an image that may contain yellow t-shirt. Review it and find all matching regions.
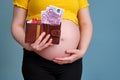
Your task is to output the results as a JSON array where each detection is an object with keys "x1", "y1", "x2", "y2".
[{"x1": 13, "y1": 0, "x2": 89, "y2": 24}]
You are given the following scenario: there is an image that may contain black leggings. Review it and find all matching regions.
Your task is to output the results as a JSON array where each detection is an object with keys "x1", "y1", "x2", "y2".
[{"x1": 22, "y1": 49, "x2": 83, "y2": 80}]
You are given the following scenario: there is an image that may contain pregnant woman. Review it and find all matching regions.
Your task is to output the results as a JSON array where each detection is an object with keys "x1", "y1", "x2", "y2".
[{"x1": 11, "y1": 0, "x2": 93, "y2": 80}]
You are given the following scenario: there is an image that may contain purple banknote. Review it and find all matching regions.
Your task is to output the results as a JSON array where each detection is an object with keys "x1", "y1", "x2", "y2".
[{"x1": 41, "y1": 5, "x2": 64, "y2": 25}]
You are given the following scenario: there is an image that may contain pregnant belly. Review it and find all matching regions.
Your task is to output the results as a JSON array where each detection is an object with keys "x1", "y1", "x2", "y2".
[{"x1": 39, "y1": 20, "x2": 80, "y2": 61}]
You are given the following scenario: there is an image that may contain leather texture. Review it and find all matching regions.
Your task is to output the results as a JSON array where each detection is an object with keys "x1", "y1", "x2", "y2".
[{"x1": 25, "y1": 23, "x2": 61, "y2": 44}]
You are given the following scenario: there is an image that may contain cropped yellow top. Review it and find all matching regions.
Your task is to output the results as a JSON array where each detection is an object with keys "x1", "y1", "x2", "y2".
[{"x1": 13, "y1": 0, "x2": 89, "y2": 24}]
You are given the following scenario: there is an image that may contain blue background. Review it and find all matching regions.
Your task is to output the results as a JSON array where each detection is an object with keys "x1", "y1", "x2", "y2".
[{"x1": 0, "y1": 0, "x2": 120, "y2": 80}]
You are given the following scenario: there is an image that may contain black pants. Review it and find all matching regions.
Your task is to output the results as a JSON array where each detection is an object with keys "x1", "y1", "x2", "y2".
[{"x1": 22, "y1": 49, "x2": 83, "y2": 80}]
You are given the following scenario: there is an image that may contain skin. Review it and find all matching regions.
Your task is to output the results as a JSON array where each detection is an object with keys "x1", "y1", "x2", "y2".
[
  {"x1": 53, "y1": 8, "x2": 93, "y2": 64},
  {"x1": 11, "y1": 6, "x2": 93, "y2": 65}
]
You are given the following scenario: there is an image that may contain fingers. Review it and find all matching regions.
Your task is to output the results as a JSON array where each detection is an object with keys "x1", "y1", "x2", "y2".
[
  {"x1": 53, "y1": 49, "x2": 82, "y2": 65},
  {"x1": 31, "y1": 32, "x2": 53, "y2": 51},
  {"x1": 39, "y1": 38, "x2": 53, "y2": 50},
  {"x1": 65, "y1": 49, "x2": 77, "y2": 54},
  {"x1": 53, "y1": 55, "x2": 76, "y2": 64},
  {"x1": 34, "y1": 32, "x2": 46, "y2": 45},
  {"x1": 40, "y1": 34, "x2": 51, "y2": 46},
  {"x1": 53, "y1": 56, "x2": 75, "y2": 65}
]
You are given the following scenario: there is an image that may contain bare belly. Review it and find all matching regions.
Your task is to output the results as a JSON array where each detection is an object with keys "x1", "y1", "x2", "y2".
[{"x1": 39, "y1": 20, "x2": 80, "y2": 61}]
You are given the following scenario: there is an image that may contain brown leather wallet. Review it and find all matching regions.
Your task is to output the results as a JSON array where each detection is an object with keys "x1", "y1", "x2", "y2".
[{"x1": 25, "y1": 23, "x2": 61, "y2": 44}]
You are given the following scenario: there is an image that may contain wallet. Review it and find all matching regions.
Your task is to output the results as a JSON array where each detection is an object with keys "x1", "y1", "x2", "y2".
[{"x1": 25, "y1": 22, "x2": 61, "y2": 44}]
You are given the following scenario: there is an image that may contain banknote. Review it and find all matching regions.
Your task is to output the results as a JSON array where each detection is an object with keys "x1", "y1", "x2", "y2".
[
  {"x1": 41, "y1": 11, "x2": 49, "y2": 24},
  {"x1": 41, "y1": 5, "x2": 64, "y2": 25},
  {"x1": 46, "y1": 5, "x2": 64, "y2": 17}
]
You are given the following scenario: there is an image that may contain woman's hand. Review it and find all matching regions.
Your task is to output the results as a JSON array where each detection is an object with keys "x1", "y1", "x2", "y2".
[
  {"x1": 53, "y1": 49, "x2": 85, "y2": 65},
  {"x1": 29, "y1": 32, "x2": 53, "y2": 52},
  {"x1": 11, "y1": 6, "x2": 53, "y2": 52}
]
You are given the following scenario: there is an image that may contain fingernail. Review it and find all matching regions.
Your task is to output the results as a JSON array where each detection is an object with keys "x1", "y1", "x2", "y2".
[
  {"x1": 47, "y1": 34, "x2": 50, "y2": 37},
  {"x1": 50, "y1": 38, "x2": 52, "y2": 41},
  {"x1": 43, "y1": 32, "x2": 46, "y2": 34}
]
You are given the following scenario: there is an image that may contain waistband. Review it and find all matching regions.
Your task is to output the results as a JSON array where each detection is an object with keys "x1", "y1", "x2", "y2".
[{"x1": 23, "y1": 48, "x2": 82, "y2": 66}]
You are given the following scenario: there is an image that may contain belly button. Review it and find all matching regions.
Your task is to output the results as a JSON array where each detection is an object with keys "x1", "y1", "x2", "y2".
[{"x1": 60, "y1": 38, "x2": 64, "y2": 41}]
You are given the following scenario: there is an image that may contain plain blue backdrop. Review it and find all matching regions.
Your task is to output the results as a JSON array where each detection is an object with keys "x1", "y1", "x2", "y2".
[{"x1": 0, "y1": 0, "x2": 120, "y2": 80}]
